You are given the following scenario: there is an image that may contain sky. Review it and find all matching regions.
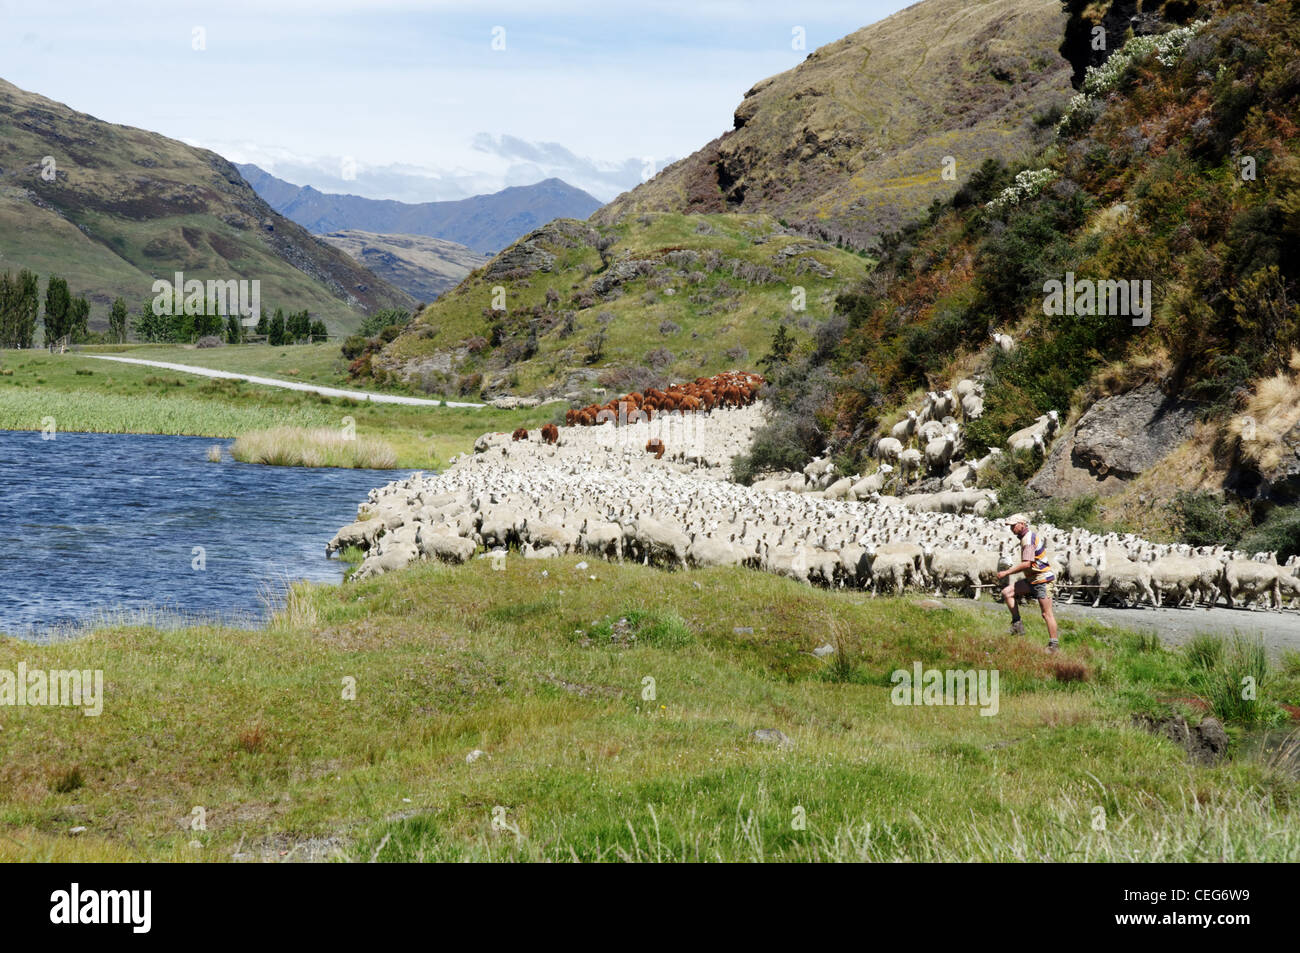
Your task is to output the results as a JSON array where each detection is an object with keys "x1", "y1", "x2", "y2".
[{"x1": 0, "y1": 0, "x2": 913, "y2": 203}]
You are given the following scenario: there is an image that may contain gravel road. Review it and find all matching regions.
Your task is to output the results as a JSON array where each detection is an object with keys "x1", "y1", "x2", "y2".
[
  {"x1": 81, "y1": 354, "x2": 485, "y2": 407},
  {"x1": 963, "y1": 597, "x2": 1300, "y2": 657}
]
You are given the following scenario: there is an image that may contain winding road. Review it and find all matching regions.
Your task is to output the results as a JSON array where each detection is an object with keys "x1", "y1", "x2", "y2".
[{"x1": 80, "y1": 354, "x2": 485, "y2": 408}]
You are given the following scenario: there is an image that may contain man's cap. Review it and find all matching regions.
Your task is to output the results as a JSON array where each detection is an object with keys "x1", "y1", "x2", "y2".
[{"x1": 1005, "y1": 513, "x2": 1030, "y2": 527}]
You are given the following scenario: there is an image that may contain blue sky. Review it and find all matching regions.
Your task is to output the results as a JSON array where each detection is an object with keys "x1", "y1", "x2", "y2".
[{"x1": 1, "y1": 1, "x2": 914, "y2": 202}]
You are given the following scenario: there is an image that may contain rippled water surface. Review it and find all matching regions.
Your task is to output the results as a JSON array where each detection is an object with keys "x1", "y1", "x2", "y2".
[{"x1": 0, "y1": 430, "x2": 408, "y2": 636}]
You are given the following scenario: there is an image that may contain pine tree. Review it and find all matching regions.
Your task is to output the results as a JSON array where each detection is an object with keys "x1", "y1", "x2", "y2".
[{"x1": 759, "y1": 324, "x2": 795, "y2": 372}]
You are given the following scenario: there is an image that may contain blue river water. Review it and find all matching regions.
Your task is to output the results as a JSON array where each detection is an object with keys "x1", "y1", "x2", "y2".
[{"x1": 0, "y1": 430, "x2": 409, "y2": 637}]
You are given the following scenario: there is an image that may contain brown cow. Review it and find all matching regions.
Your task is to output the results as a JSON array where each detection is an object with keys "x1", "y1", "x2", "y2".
[{"x1": 646, "y1": 438, "x2": 666, "y2": 460}]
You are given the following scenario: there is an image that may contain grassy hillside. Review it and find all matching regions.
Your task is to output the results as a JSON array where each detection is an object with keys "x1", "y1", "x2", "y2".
[
  {"x1": 375, "y1": 212, "x2": 871, "y2": 397},
  {"x1": 0, "y1": 79, "x2": 413, "y2": 337},
  {"x1": 595, "y1": 0, "x2": 1074, "y2": 248}
]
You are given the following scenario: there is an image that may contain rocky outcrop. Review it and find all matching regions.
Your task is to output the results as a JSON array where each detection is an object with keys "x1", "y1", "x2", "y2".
[{"x1": 1029, "y1": 384, "x2": 1200, "y2": 497}]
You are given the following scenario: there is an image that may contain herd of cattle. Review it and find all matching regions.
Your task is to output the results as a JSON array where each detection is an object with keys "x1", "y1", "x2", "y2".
[
  {"x1": 564, "y1": 371, "x2": 764, "y2": 428},
  {"x1": 330, "y1": 397, "x2": 1300, "y2": 613}
]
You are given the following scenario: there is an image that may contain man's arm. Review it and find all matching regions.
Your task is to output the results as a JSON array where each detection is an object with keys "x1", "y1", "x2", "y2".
[{"x1": 997, "y1": 560, "x2": 1032, "y2": 580}]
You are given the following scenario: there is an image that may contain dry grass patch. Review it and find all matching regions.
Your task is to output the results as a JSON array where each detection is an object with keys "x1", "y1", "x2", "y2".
[
  {"x1": 232, "y1": 426, "x2": 398, "y2": 469},
  {"x1": 1230, "y1": 351, "x2": 1300, "y2": 471}
]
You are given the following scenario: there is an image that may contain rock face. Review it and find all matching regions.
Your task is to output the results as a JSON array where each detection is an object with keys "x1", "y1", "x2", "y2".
[{"x1": 1029, "y1": 384, "x2": 1200, "y2": 497}]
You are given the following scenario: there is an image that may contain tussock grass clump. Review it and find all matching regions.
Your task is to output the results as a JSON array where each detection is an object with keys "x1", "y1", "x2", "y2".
[
  {"x1": 1185, "y1": 635, "x2": 1276, "y2": 728},
  {"x1": 1230, "y1": 351, "x2": 1300, "y2": 472},
  {"x1": 206, "y1": 444, "x2": 222, "y2": 462},
  {"x1": 51, "y1": 765, "x2": 84, "y2": 794},
  {"x1": 232, "y1": 426, "x2": 398, "y2": 469}
]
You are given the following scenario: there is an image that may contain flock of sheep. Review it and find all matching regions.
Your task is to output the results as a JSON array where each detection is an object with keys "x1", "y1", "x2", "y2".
[
  {"x1": 329, "y1": 397, "x2": 1300, "y2": 612},
  {"x1": 869, "y1": 375, "x2": 1060, "y2": 490}
]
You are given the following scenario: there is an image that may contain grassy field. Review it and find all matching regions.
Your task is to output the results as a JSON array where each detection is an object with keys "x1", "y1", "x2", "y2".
[
  {"x1": 0, "y1": 349, "x2": 551, "y2": 467},
  {"x1": 2, "y1": 555, "x2": 1296, "y2": 862}
]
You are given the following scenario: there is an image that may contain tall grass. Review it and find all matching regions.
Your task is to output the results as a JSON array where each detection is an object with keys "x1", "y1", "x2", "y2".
[
  {"x1": 232, "y1": 426, "x2": 398, "y2": 468},
  {"x1": 0, "y1": 389, "x2": 333, "y2": 435}
]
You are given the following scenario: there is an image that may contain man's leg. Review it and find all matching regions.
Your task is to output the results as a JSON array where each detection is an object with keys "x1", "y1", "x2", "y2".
[
  {"x1": 1039, "y1": 594, "x2": 1059, "y2": 648},
  {"x1": 1002, "y1": 580, "x2": 1029, "y2": 634}
]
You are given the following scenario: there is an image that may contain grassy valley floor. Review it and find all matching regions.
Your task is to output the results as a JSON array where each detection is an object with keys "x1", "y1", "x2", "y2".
[
  {"x1": 0, "y1": 348, "x2": 550, "y2": 467},
  {"x1": 1, "y1": 556, "x2": 1296, "y2": 862}
]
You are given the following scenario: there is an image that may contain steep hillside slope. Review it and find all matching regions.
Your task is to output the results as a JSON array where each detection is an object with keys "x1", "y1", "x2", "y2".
[
  {"x1": 370, "y1": 213, "x2": 870, "y2": 398},
  {"x1": 0, "y1": 79, "x2": 412, "y2": 335},
  {"x1": 753, "y1": 0, "x2": 1298, "y2": 538},
  {"x1": 320, "y1": 231, "x2": 487, "y2": 303},
  {"x1": 239, "y1": 165, "x2": 602, "y2": 254},
  {"x1": 595, "y1": 0, "x2": 1075, "y2": 247}
]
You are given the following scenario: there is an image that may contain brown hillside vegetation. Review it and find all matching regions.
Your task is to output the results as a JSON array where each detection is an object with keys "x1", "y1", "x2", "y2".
[{"x1": 595, "y1": 0, "x2": 1075, "y2": 247}]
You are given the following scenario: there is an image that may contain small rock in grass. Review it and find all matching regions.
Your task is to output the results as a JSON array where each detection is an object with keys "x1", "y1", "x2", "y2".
[
  {"x1": 813, "y1": 643, "x2": 835, "y2": 658},
  {"x1": 69, "y1": 826, "x2": 87, "y2": 836},
  {"x1": 575, "y1": 561, "x2": 589, "y2": 570},
  {"x1": 752, "y1": 729, "x2": 793, "y2": 749},
  {"x1": 466, "y1": 749, "x2": 487, "y2": 764},
  {"x1": 734, "y1": 626, "x2": 754, "y2": 635}
]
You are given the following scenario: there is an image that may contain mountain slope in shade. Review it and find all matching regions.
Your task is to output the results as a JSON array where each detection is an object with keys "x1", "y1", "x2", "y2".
[
  {"x1": 319, "y1": 231, "x2": 488, "y2": 304},
  {"x1": 0, "y1": 78, "x2": 413, "y2": 334},
  {"x1": 594, "y1": 0, "x2": 1074, "y2": 247},
  {"x1": 238, "y1": 165, "x2": 603, "y2": 255}
]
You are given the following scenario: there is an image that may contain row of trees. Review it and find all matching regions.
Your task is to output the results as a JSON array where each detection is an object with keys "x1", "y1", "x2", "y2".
[
  {"x1": 0, "y1": 269, "x2": 332, "y2": 348},
  {"x1": 128, "y1": 302, "x2": 327, "y2": 346},
  {"x1": 0, "y1": 272, "x2": 95, "y2": 348}
]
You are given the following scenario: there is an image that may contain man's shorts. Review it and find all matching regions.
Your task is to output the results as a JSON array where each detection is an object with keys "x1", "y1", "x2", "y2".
[{"x1": 1027, "y1": 581, "x2": 1051, "y2": 600}]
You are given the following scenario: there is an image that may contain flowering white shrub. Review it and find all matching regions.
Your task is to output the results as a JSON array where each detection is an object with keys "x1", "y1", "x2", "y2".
[
  {"x1": 984, "y1": 168, "x2": 1058, "y2": 212},
  {"x1": 1056, "y1": 21, "x2": 1207, "y2": 136}
]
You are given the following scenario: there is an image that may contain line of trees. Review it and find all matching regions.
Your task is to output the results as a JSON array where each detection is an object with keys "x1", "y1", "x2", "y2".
[
  {"x1": 133, "y1": 303, "x2": 326, "y2": 346},
  {"x1": 0, "y1": 269, "x2": 331, "y2": 348}
]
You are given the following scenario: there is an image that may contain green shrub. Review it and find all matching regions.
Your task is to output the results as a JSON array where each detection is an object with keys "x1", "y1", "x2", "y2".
[
  {"x1": 1237, "y1": 505, "x2": 1300, "y2": 562},
  {"x1": 1168, "y1": 491, "x2": 1250, "y2": 548}
]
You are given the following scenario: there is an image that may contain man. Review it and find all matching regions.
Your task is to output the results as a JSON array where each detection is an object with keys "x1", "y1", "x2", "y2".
[{"x1": 996, "y1": 514, "x2": 1060, "y2": 653}]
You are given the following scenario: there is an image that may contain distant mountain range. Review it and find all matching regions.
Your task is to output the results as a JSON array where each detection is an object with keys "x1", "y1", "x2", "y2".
[
  {"x1": 319, "y1": 231, "x2": 487, "y2": 304},
  {"x1": 0, "y1": 78, "x2": 413, "y2": 335},
  {"x1": 237, "y1": 165, "x2": 603, "y2": 255}
]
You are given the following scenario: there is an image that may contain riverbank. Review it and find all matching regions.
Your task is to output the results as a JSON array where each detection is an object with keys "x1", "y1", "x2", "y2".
[
  {"x1": 2, "y1": 555, "x2": 1296, "y2": 862},
  {"x1": 0, "y1": 350, "x2": 551, "y2": 467}
]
